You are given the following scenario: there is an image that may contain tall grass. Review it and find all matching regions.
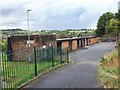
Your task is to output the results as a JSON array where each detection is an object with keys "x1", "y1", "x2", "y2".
[{"x1": 98, "y1": 49, "x2": 118, "y2": 88}]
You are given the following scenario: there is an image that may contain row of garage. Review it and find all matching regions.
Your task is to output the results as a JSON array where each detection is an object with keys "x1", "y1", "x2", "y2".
[{"x1": 57, "y1": 36, "x2": 100, "y2": 51}]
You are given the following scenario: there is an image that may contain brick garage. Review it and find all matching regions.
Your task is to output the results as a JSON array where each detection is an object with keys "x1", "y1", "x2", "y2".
[{"x1": 8, "y1": 35, "x2": 57, "y2": 61}]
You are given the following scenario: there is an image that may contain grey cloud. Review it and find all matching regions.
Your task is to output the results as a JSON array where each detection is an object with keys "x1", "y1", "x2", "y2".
[
  {"x1": 0, "y1": 0, "x2": 119, "y2": 30},
  {"x1": 1, "y1": 3, "x2": 29, "y2": 26},
  {"x1": 1, "y1": 2, "x2": 29, "y2": 15}
]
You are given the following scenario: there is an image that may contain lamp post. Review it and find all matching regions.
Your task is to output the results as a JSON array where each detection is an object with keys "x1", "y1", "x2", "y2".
[
  {"x1": 27, "y1": 9, "x2": 31, "y2": 45},
  {"x1": 27, "y1": 9, "x2": 31, "y2": 62}
]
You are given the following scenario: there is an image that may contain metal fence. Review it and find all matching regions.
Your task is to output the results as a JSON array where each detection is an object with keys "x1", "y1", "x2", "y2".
[{"x1": 1, "y1": 46, "x2": 69, "y2": 89}]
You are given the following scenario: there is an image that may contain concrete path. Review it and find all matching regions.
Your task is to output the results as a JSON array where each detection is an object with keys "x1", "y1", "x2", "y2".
[{"x1": 30, "y1": 42, "x2": 115, "y2": 88}]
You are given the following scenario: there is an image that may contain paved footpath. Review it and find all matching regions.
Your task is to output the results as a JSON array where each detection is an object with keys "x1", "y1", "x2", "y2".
[{"x1": 30, "y1": 42, "x2": 115, "y2": 88}]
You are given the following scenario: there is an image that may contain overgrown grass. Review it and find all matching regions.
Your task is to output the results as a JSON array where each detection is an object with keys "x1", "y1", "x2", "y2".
[{"x1": 98, "y1": 49, "x2": 118, "y2": 88}]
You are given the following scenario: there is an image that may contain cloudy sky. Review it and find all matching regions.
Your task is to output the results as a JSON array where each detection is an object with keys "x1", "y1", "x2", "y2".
[{"x1": 0, "y1": 0, "x2": 119, "y2": 30}]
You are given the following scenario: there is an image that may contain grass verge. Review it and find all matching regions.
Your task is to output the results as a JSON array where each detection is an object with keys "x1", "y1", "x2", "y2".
[{"x1": 98, "y1": 49, "x2": 118, "y2": 88}]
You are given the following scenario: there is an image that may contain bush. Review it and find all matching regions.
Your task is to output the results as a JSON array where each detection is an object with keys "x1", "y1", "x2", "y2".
[{"x1": 0, "y1": 39, "x2": 7, "y2": 51}]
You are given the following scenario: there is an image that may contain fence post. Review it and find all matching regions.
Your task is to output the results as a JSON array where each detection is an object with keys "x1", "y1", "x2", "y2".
[
  {"x1": 67, "y1": 47, "x2": 69, "y2": 63},
  {"x1": 47, "y1": 48, "x2": 49, "y2": 61},
  {"x1": 34, "y1": 46, "x2": 37, "y2": 76},
  {"x1": 60, "y1": 47, "x2": 62, "y2": 65},
  {"x1": 51, "y1": 46, "x2": 54, "y2": 68},
  {"x1": 43, "y1": 48, "x2": 44, "y2": 60}
]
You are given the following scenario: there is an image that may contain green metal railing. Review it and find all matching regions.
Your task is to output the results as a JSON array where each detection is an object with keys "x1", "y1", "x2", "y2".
[{"x1": 1, "y1": 46, "x2": 69, "y2": 89}]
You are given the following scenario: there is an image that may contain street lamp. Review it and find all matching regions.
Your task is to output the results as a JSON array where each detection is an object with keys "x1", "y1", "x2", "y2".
[
  {"x1": 27, "y1": 9, "x2": 31, "y2": 62},
  {"x1": 27, "y1": 9, "x2": 31, "y2": 45}
]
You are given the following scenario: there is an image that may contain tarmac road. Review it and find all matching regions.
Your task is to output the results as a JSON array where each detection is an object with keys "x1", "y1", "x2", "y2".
[{"x1": 30, "y1": 42, "x2": 115, "y2": 88}]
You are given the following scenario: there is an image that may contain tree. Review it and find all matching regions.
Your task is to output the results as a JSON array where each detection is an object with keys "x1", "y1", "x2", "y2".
[
  {"x1": 116, "y1": 9, "x2": 120, "y2": 20},
  {"x1": 0, "y1": 39, "x2": 7, "y2": 51},
  {"x1": 115, "y1": 10, "x2": 120, "y2": 34},
  {"x1": 96, "y1": 12, "x2": 114, "y2": 36},
  {"x1": 105, "y1": 19, "x2": 119, "y2": 36}
]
